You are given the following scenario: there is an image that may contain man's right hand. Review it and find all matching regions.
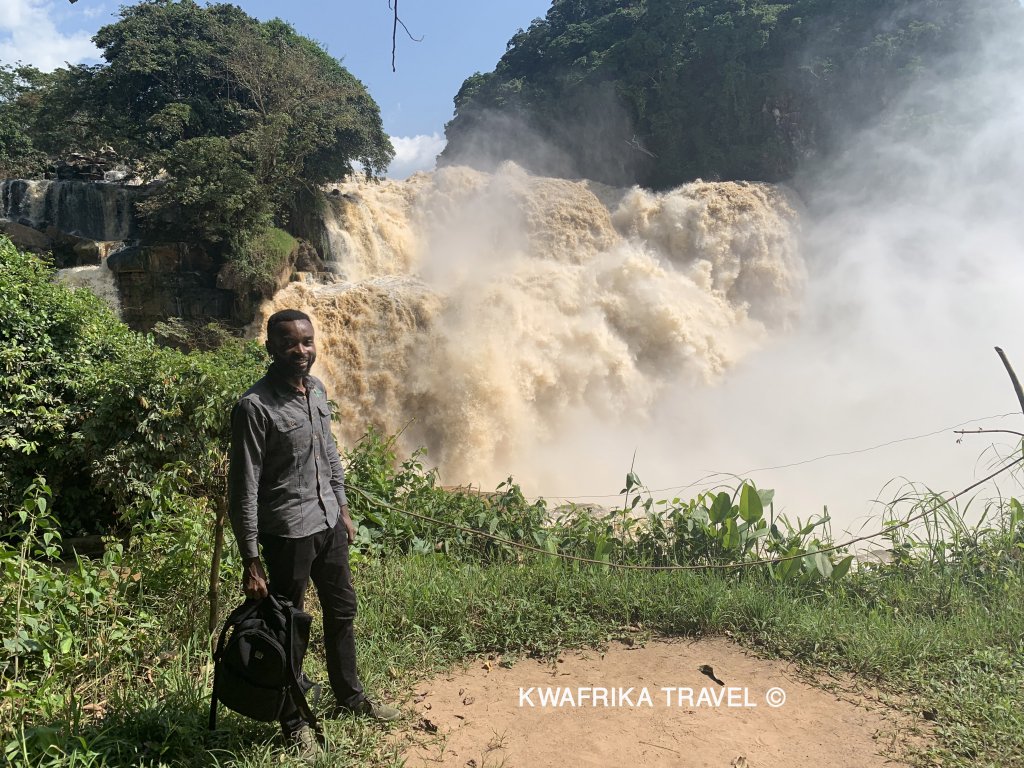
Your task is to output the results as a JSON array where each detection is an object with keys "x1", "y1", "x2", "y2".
[{"x1": 243, "y1": 557, "x2": 269, "y2": 600}]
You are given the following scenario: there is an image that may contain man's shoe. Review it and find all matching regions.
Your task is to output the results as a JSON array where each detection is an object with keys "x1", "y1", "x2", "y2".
[
  {"x1": 287, "y1": 724, "x2": 322, "y2": 765},
  {"x1": 335, "y1": 698, "x2": 402, "y2": 722}
]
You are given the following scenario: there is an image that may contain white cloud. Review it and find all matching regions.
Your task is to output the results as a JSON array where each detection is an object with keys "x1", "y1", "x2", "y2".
[
  {"x1": 387, "y1": 133, "x2": 446, "y2": 179},
  {"x1": 0, "y1": 0, "x2": 99, "y2": 71}
]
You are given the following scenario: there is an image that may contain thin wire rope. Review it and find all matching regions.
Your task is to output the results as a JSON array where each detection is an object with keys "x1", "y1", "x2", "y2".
[
  {"x1": 347, "y1": 453, "x2": 1024, "y2": 572},
  {"x1": 521, "y1": 411, "x2": 1023, "y2": 501}
]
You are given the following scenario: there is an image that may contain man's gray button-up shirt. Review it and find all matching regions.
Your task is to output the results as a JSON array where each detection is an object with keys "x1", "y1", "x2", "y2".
[{"x1": 227, "y1": 371, "x2": 347, "y2": 561}]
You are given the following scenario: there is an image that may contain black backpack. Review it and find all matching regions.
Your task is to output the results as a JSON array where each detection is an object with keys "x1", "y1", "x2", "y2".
[{"x1": 209, "y1": 595, "x2": 322, "y2": 737}]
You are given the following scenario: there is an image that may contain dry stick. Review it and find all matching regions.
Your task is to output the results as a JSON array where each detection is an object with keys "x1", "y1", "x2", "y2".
[
  {"x1": 389, "y1": 0, "x2": 423, "y2": 72},
  {"x1": 954, "y1": 429, "x2": 1024, "y2": 441},
  {"x1": 391, "y1": 0, "x2": 398, "y2": 72},
  {"x1": 207, "y1": 466, "x2": 228, "y2": 653},
  {"x1": 208, "y1": 495, "x2": 227, "y2": 651},
  {"x1": 996, "y1": 347, "x2": 1024, "y2": 416},
  {"x1": 638, "y1": 741, "x2": 680, "y2": 755},
  {"x1": 956, "y1": 349, "x2": 1024, "y2": 446}
]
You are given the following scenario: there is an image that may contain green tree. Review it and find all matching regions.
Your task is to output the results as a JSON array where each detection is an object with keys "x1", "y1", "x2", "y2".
[
  {"x1": 8, "y1": 1, "x2": 393, "y2": 267},
  {"x1": 0, "y1": 237, "x2": 265, "y2": 534},
  {"x1": 441, "y1": 0, "x2": 1024, "y2": 187},
  {"x1": 0, "y1": 65, "x2": 51, "y2": 177}
]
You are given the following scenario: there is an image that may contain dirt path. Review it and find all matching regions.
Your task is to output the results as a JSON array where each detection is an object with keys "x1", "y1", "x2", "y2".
[{"x1": 399, "y1": 639, "x2": 925, "y2": 768}]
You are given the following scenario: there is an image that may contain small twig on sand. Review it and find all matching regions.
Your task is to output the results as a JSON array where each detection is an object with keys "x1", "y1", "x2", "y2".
[{"x1": 639, "y1": 741, "x2": 680, "y2": 754}]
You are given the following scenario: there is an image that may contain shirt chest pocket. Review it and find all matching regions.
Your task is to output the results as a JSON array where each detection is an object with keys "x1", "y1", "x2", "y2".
[
  {"x1": 315, "y1": 401, "x2": 334, "y2": 442},
  {"x1": 270, "y1": 412, "x2": 307, "y2": 457}
]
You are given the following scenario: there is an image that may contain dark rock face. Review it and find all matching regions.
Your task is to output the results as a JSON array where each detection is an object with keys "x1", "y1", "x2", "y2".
[
  {"x1": 293, "y1": 240, "x2": 326, "y2": 272},
  {"x1": 2, "y1": 177, "x2": 331, "y2": 333},
  {"x1": 107, "y1": 244, "x2": 236, "y2": 331},
  {"x1": 46, "y1": 148, "x2": 143, "y2": 184},
  {"x1": 0, "y1": 178, "x2": 241, "y2": 331},
  {"x1": 287, "y1": 199, "x2": 332, "y2": 262},
  {"x1": 0, "y1": 219, "x2": 53, "y2": 253}
]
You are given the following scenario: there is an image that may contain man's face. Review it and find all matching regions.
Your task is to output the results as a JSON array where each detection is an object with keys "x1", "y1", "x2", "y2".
[{"x1": 266, "y1": 319, "x2": 316, "y2": 378}]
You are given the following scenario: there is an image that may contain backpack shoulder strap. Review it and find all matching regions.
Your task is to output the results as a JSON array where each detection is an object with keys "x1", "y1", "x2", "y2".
[{"x1": 283, "y1": 603, "x2": 323, "y2": 742}]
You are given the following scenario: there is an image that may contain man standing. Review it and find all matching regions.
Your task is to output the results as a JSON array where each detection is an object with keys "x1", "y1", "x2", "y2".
[{"x1": 228, "y1": 308, "x2": 399, "y2": 758}]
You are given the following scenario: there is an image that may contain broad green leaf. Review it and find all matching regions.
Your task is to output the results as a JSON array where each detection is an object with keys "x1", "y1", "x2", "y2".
[
  {"x1": 722, "y1": 517, "x2": 737, "y2": 550},
  {"x1": 814, "y1": 552, "x2": 832, "y2": 578},
  {"x1": 777, "y1": 546, "x2": 802, "y2": 581},
  {"x1": 709, "y1": 491, "x2": 732, "y2": 524},
  {"x1": 831, "y1": 555, "x2": 854, "y2": 581},
  {"x1": 739, "y1": 484, "x2": 763, "y2": 524}
]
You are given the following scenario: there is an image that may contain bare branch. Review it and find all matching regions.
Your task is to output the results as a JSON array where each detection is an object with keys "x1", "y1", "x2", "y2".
[
  {"x1": 996, "y1": 346, "x2": 1024, "y2": 417},
  {"x1": 954, "y1": 428, "x2": 1024, "y2": 443},
  {"x1": 953, "y1": 351, "x2": 1024, "y2": 447},
  {"x1": 388, "y1": 0, "x2": 424, "y2": 73}
]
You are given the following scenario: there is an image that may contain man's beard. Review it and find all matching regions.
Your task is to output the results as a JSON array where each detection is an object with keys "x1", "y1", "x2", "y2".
[{"x1": 273, "y1": 353, "x2": 315, "y2": 378}]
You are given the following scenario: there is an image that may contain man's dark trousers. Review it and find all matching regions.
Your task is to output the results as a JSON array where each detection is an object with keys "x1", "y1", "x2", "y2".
[{"x1": 260, "y1": 517, "x2": 365, "y2": 733}]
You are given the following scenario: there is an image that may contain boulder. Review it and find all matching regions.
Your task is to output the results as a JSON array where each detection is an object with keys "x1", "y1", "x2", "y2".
[
  {"x1": 293, "y1": 240, "x2": 326, "y2": 272},
  {"x1": 0, "y1": 220, "x2": 52, "y2": 253},
  {"x1": 45, "y1": 227, "x2": 106, "y2": 266}
]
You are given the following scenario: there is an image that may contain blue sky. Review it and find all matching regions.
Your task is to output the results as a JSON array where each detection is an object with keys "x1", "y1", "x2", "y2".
[{"x1": 0, "y1": 0, "x2": 553, "y2": 176}]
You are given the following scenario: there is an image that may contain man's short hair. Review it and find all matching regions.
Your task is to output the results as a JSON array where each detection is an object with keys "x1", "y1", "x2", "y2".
[{"x1": 267, "y1": 309, "x2": 312, "y2": 337}]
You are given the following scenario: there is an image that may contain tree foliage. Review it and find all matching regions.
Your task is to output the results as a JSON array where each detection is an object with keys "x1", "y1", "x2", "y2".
[
  {"x1": 3, "y1": 0, "x2": 393, "y2": 250},
  {"x1": 0, "y1": 65, "x2": 51, "y2": 178},
  {"x1": 441, "y1": 0, "x2": 1024, "y2": 187},
  {"x1": 0, "y1": 237, "x2": 265, "y2": 535}
]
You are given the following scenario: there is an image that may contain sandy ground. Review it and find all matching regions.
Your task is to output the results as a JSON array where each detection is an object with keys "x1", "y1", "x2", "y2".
[{"x1": 399, "y1": 638, "x2": 927, "y2": 768}]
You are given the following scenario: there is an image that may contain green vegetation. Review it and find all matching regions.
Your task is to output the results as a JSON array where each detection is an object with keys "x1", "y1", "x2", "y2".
[
  {"x1": 0, "y1": 0, "x2": 393, "y2": 287},
  {"x1": 442, "y1": 0, "x2": 1024, "y2": 187},
  {"x1": 4, "y1": 462, "x2": 1024, "y2": 766},
  {"x1": 226, "y1": 227, "x2": 298, "y2": 296},
  {"x1": 3, "y1": 240, "x2": 1024, "y2": 766},
  {"x1": 0, "y1": 65, "x2": 50, "y2": 178},
  {"x1": 345, "y1": 429, "x2": 852, "y2": 583},
  {"x1": 0, "y1": 237, "x2": 264, "y2": 534}
]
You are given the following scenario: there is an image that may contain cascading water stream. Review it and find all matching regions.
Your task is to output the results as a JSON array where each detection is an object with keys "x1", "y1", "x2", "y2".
[
  {"x1": 258, "y1": 163, "x2": 804, "y2": 485},
  {"x1": 1, "y1": 179, "x2": 134, "y2": 316},
  {"x1": 0, "y1": 179, "x2": 137, "y2": 242}
]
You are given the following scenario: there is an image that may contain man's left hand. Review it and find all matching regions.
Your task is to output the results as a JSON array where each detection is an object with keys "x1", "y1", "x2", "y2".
[{"x1": 340, "y1": 504, "x2": 356, "y2": 544}]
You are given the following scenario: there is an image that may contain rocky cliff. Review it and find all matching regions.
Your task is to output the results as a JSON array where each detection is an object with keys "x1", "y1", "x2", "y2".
[{"x1": 0, "y1": 177, "x2": 304, "y2": 332}]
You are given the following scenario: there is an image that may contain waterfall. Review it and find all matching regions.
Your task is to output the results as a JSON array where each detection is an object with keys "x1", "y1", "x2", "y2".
[
  {"x1": 0, "y1": 179, "x2": 137, "y2": 242},
  {"x1": 56, "y1": 260, "x2": 122, "y2": 315},
  {"x1": 258, "y1": 163, "x2": 804, "y2": 485}
]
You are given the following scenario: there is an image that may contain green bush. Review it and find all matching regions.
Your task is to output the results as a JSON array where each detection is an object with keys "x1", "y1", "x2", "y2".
[
  {"x1": 227, "y1": 226, "x2": 298, "y2": 295},
  {"x1": 0, "y1": 238, "x2": 265, "y2": 535}
]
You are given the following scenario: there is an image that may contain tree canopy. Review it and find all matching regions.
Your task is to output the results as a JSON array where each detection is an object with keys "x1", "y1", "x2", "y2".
[
  {"x1": 441, "y1": 0, "x2": 1024, "y2": 188},
  {"x1": 0, "y1": 65, "x2": 52, "y2": 178},
  {"x1": 3, "y1": 0, "x2": 393, "y2": 250}
]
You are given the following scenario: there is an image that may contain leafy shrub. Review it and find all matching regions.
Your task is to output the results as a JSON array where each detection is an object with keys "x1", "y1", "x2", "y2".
[
  {"x1": 0, "y1": 238, "x2": 264, "y2": 535},
  {"x1": 226, "y1": 226, "x2": 297, "y2": 295},
  {"x1": 342, "y1": 428, "x2": 852, "y2": 583}
]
